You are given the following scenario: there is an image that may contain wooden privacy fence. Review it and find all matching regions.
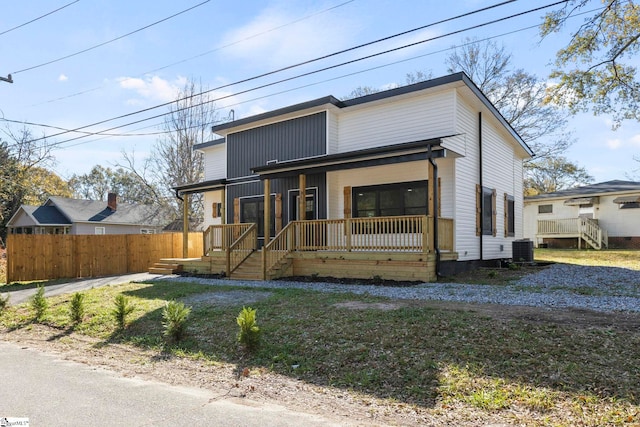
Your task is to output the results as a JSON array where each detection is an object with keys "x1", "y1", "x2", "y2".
[{"x1": 6, "y1": 233, "x2": 203, "y2": 283}]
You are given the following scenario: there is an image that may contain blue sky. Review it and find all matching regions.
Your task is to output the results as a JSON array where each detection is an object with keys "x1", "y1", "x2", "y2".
[{"x1": 1, "y1": 0, "x2": 639, "y2": 183}]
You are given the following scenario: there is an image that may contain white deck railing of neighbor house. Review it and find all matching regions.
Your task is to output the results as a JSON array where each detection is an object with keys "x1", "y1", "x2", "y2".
[{"x1": 537, "y1": 217, "x2": 608, "y2": 249}]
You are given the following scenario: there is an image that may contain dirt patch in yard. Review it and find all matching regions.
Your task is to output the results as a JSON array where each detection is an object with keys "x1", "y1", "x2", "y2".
[{"x1": 181, "y1": 290, "x2": 273, "y2": 307}]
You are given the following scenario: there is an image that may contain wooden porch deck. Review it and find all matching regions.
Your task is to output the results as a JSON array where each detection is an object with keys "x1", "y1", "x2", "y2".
[
  {"x1": 154, "y1": 215, "x2": 456, "y2": 282},
  {"x1": 536, "y1": 217, "x2": 608, "y2": 250}
]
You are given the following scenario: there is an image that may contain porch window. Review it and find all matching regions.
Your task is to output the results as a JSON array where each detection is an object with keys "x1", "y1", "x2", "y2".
[{"x1": 352, "y1": 181, "x2": 428, "y2": 218}]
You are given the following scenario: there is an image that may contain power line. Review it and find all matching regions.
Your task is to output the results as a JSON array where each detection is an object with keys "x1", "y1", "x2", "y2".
[
  {"x1": 0, "y1": 0, "x2": 80, "y2": 37},
  {"x1": 28, "y1": 0, "x2": 356, "y2": 107},
  {"x1": 23, "y1": 0, "x2": 524, "y2": 144},
  {"x1": 11, "y1": 0, "x2": 211, "y2": 75},
  {"x1": 24, "y1": 2, "x2": 603, "y2": 149},
  {"x1": 37, "y1": 0, "x2": 570, "y2": 149}
]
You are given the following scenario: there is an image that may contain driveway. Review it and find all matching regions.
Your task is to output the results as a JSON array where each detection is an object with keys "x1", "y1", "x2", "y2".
[{"x1": 1, "y1": 273, "x2": 169, "y2": 305}]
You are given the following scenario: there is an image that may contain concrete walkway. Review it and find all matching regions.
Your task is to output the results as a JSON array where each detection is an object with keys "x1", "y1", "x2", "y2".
[{"x1": 1, "y1": 272, "x2": 171, "y2": 305}]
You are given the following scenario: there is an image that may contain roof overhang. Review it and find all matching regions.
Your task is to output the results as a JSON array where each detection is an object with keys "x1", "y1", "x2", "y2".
[
  {"x1": 564, "y1": 197, "x2": 598, "y2": 206},
  {"x1": 172, "y1": 178, "x2": 227, "y2": 196},
  {"x1": 251, "y1": 137, "x2": 450, "y2": 179},
  {"x1": 613, "y1": 195, "x2": 640, "y2": 204}
]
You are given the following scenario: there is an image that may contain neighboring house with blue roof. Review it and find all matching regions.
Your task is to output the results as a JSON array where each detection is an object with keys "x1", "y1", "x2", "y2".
[
  {"x1": 7, "y1": 193, "x2": 167, "y2": 235},
  {"x1": 524, "y1": 180, "x2": 640, "y2": 249}
]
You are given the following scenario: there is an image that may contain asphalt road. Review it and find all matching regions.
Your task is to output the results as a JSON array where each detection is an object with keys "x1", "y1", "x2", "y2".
[{"x1": 0, "y1": 341, "x2": 342, "y2": 427}]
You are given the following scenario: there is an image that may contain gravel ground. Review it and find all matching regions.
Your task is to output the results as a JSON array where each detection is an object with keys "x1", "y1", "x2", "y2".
[{"x1": 161, "y1": 263, "x2": 640, "y2": 314}]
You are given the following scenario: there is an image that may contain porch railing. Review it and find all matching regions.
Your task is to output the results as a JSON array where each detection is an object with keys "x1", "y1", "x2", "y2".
[
  {"x1": 263, "y1": 215, "x2": 454, "y2": 278},
  {"x1": 537, "y1": 217, "x2": 607, "y2": 249},
  {"x1": 226, "y1": 224, "x2": 257, "y2": 275},
  {"x1": 203, "y1": 224, "x2": 254, "y2": 255}
]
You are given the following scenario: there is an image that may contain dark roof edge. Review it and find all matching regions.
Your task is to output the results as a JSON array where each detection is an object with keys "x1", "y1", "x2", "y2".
[
  {"x1": 194, "y1": 138, "x2": 225, "y2": 150},
  {"x1": 211, "y1": 96, "x2": 342, "y2": 133},
  {"x1": 172, "y1": 178, "x2": 227, "y2": 194},
  {"x1": 252, "y1": 136, "x2": 450, "y2": 174}
]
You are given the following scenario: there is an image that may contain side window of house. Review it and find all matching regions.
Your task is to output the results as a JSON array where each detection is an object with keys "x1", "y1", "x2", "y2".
[
  {"x1": 620, "y1": 202, "x2": 640, "y2": 209},
  {"x1": 505, "y1": 194, "x2": 515, "y2": 237},
  {"x1": 481, "y1": 187, "x2": 496, "y2": 236},
  {"x1": 538, "y1": 204, "x2": 553, "y2": 214},
  {"x1": 95, "y1": 227, "x2": 106, "y2": 235},
  {"x1": 352, "y1": 181, "x2": 428, "y2": 218}
]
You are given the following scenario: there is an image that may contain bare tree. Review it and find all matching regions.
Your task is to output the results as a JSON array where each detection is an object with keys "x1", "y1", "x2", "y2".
[
  {"x1": 121, "y1": 79, "x2": 219, "y2": 223},
  {"x1": 0, "y1": 125, "x2": 57, "y2": 238}
]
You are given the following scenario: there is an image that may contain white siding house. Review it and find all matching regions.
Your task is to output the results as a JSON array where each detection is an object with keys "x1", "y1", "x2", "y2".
[
  {"x1": 524, "y1": 181, "x2": 640, "y2": 249},
  {"x1": 179, "y1": 72, "x2": 533, "y2": 278}
]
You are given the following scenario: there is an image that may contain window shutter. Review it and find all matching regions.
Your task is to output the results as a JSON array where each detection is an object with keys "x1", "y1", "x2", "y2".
[
  {"x1": 212, "y1": 202, "x2": 219, "y2": 219},
  {"x1": 504, "y1": 193, "x2": 508, "y2": 238},
  {"x1": 492, "y1": 189, "x2": 497, "y2": 237},
  {"x1": 437, "y1": 177, "x2": 442, "y2": 218},
  {"x1": 275, "y1": 193, "x2": 282, "y2": 234},
  {"x1": 475, "y1": 184, "x2": 482, "y2": 236},
  {"x1": 344, "y1": 186, "x2": 352, "y2": 218},
  {"x1": 233, "y1": 198, "x2": 240, "y2": 224}
]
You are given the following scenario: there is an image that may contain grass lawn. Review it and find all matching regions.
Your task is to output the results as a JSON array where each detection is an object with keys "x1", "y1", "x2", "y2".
[{"x1": 2, "y1": 249, "x2": 639, "y2": 427}]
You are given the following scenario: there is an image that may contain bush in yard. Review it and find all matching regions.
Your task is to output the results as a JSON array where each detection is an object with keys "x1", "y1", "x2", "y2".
[
  {"x1": 237, "y1": 306, "x2": 261, "y2": 351},
  {"x1": 162, "y1": 300, "x2": 191, "y2": 343},
  {"x1": 0, "y1": 293, "x2": 9, "y2": 314},
  {"x1": 112, "y1": 294, "x2": 135, "y2": 329},
  {"x1": 69, "y1": 292, "x2": 85, "y2": 324},
  {"x1": 31, "y1": 285, "x2": 48, "y2": 322}
]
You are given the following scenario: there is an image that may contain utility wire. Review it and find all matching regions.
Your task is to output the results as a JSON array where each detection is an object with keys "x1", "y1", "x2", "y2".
[
  {"x1": 29, "y1": 0, "x2": 356, "y2": 107},
  {"x1": 48, "y1": 5, "x2": 602, "y2": 151},
  {"x1": 0, "y1": 0, "x2": 80, "y2": 37},
  {"x1": 23, "y1": 0, "x2": 524, "y2": 144},
  {"x1": 36, "y1": 0, "x2": 570, "y2": 149},
  {"x1": 11, "y1": 0, "x2": 211, "y2": 74}
]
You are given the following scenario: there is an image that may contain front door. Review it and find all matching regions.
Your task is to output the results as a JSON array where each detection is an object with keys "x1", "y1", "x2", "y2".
[
  {"x1": 240, "y1": 196, "x2": 275, "y2": 247},
  {"x1": 289, "y1": 188, "x2": 317, "y2": 221}
]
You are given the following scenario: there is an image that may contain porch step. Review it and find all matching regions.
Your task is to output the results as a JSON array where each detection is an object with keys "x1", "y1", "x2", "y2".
[
  {"x1": 149, "y1": 262, "x2": 183, "y2": 275},
  {"x1": 230, "y1": 251, "x2": 263, "y2": 281}
]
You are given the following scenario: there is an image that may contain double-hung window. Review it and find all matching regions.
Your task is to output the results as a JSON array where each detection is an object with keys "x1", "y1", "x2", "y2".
[{"x1": 353, "y1": 181, "x2": 428, "y2": 218}]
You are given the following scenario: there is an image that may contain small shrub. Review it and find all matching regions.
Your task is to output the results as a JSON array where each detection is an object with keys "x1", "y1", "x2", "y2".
[
  {"x1": 112, "y1": 294, "x2": 135, "y2": 329},
  {"x1": 0, "y1": 293, "x2": 9, "y2": 314},
  {"x1": 237, "y1": 306, "x2": 261, "y2": 351},
  {"x1": 31, "y1": 285, "x2": 48, "y2": 322},
  {"x1": 487, "y1": 270, "x2": 498, "y2": 278},
  {"x1": 162, "y1": 300, "x2": 191, "y2": 342},
  {"x1": 508, "y1": 262, "x2": 521, "y2": 270},
  {"x1": 69, "y1": 292, "x2": 85, "y2": 324}
]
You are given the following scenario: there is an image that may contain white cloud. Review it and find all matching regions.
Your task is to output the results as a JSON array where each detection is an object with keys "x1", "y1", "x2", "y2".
[
  {"x1": 117, "y1": 75, "x2": 187, "y2": 103},
  {"x1": 631, "y1": 134, "x2": 640, "y2": 147},
  {"x1": 58, "y1": 74, "x2": 68, "y2": 82},
  {"x1": 219, "y1": 4, "x2": 361, "y2": 68},
  {"x1": 606, "y1": 138, "x2": 622, "y2": 149}
]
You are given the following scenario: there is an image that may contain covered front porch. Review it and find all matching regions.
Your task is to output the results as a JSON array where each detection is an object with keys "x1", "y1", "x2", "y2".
[
  {"x1": 169, "y1": 137, "x2": 457, "y2": 281},
  {"x1": 177, "y1": 214, "x2": 456, "y2": 281}
]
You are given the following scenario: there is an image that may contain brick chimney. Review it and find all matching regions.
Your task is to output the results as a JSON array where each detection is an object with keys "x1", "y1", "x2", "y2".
[{"x1": 107, "y1": 192, "x2": 117, "y2": 211}]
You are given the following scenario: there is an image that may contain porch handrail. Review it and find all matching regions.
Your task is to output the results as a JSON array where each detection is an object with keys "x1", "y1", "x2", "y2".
[
  {"x1": 226, "y1": 224, "x2": 257, "y2": 276},
  {"x1": 263, "y1": 215, "x2": 454, "y2": 278},
  {"x1": 203, "y1": 224, "x2": 253, "y2": 255},
  {"x1": 536, "y1": 217, "x2": 606, "y2": 249},
  {"x1": 262, "y1": 221, "x2": 295, "y2": 279}
]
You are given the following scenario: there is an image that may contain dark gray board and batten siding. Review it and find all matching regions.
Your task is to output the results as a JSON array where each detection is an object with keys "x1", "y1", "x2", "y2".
[
  {"x1": 225, "y1": 112, "x2": 328, "y2": 228},
  {"x1": 226, "y1": 112, "x2": 327, "y2": 179}
]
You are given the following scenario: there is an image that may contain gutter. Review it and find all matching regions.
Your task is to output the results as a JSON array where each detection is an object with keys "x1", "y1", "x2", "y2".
[
  {"x1": 428, "y1": 145, "x2": 441, "y2": 277},
  {"x1": 479, "y1": 112, "x2": 483, "y2": 261}
]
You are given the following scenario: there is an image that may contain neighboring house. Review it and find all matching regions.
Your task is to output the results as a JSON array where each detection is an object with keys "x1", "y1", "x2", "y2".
[
  {"x1": 524, "y1": 180, "x2": 640, "y2": 249},
  {"x1": 172, "y1": 72, "x2": 533, "y2": 281},
  {"x1": 7, "y1": 193, "x2": 166, "y2": 235}
]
